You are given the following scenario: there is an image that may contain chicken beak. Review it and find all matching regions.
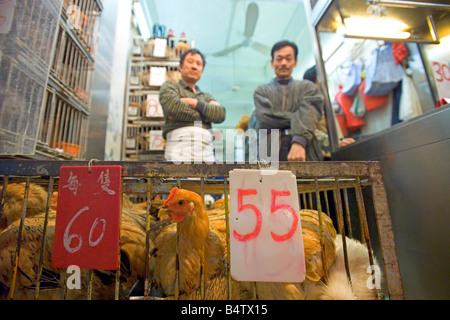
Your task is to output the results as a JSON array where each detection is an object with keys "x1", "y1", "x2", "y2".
[{"x1": 158, "y1": 205, "x2": 171, "y2": 221}]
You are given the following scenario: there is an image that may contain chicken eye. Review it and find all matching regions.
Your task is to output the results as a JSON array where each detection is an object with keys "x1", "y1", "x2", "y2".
[{"x1": 178, "y1": 200, "x2": 184, "y2": 206}]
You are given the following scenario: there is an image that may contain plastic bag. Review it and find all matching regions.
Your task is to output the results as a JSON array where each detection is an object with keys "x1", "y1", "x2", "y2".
[
  {"x1": 399, "y1": 74, "x2": 423, "y2": 121},
  {"x1": 364, "y1": 42, "x2": 404, "y2": 96},
  {"x1": 342, "y1": 60, "x2": 363, "y2": 96},
  {"x1": 359, "y1": 79, "x2": 388, "y2": 112},
  {"x1": 335, "y1": 87, "x2": 366, "y2": 131},
  {"x1": 350, "y1": 93, "x2": 366, "y2": 117}
]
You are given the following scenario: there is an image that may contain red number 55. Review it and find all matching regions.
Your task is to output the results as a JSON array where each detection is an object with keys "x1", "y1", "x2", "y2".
[{"x1": 233, "y1": 189, "x2": 298, "y2": 242}]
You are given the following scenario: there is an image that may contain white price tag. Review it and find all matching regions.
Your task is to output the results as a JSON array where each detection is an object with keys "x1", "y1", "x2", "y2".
[
  {"x1": 149, "y1": 67, "x2": 166, "y2": 86},
  {"x1": 149, "y1": 130, "x2": 164, "y2": 150},
  {"x1": 146, "y1": 93, "x2": 164, "y2": 117},
  {"x1": 153, "y1": 38, "x2": 167, "y2": 57},
  {"x1": 229, "y1": 169, "x2": 305, "y2": 282}
]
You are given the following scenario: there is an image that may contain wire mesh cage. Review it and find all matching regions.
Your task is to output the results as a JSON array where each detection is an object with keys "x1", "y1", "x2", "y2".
[
  {"x1": 0, "y1": 160, "x2": 404, "y2": 300},
  {"x1": 61, "y1": 0, "x2": 103, "y2": 55},
  {"x1": 139, "y1": 36, "x2": 195, "y2": 60},
  {"x1": 129, "y1": 62, "x2": 181, "y2": 89},
  {"x1": 50, "y1": 23, "x2": 95, "y2": 106},
  {"x1": 36, "y1": 88, "x2": 89, "y2": 159},
  {"x1": 0, "y1": 0, "x2": 61, "y2": 156},
  {"x1": 124, "y1": 124, "x2": 165, "y2": 160},
  {"x1": 127, "y1": 91, "x2": 164, "y2": 121}
]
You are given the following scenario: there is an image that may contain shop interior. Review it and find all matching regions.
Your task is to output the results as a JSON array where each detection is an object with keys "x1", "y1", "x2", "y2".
[{"x1": 0, "y1": 0, "x2": 449, "y2": 300}]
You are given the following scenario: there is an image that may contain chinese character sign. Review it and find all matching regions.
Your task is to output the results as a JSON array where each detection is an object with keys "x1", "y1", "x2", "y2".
[{"x1": 52, "y1": 166, "x2": 122, "y2": 270}]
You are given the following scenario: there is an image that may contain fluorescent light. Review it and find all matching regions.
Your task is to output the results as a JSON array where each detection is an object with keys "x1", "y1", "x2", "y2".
[
  {"x1": 133, "y1": 2, "x2": 151, "y2": 40},
  {"x1": 342, "y1": 17, "x2": 411, "y2": 40}
]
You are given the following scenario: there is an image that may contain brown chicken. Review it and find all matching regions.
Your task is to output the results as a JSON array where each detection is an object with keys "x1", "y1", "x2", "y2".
[
  {"x1": 0, "y1": 183, "x2": 154, "y2": 300},
  {"x1": 0, "y1": 183, "x2": 50, "y2": 230},
  {"x1": 151, "y1": 188, "x2": 251, "y2": 299},
  {"x1": 151, "y1": 188, "x2": 342, "y2": 300}
]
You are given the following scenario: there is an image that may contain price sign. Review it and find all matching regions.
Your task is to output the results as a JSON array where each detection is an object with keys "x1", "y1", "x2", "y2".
[
  {"x1": 431, "y1": 60, "x2": 450, "y2": 99},
  {"x1": 52, "y1": 166, "x2": 122, "y2": 270},
  {"x1": 149, "y1": 67, "x2": 166, "y2": 86},
  {"x1": 229, "y1": 169, "x2": 305, "y2": 282},
  {"x1": 149, "y1": 130, "x2": 164, "y2": 150},
  {"x1": 153, "y1": 38, "x2": 167, "y2": 57},
  {"x1": 146, "y1": 93, "x2": 164, "y2": 117}
]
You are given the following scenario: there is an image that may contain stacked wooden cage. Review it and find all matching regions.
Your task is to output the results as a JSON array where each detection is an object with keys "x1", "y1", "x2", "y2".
[
  {"x1": 122, "y1": 36, "x2": 194, "y2": 161},
  {"x1": 35, "y1": 0, "x2": 102, "y2": 160}
]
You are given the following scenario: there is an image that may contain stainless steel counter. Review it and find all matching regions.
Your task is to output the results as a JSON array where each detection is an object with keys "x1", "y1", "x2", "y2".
[{"x1": 332, "y1": 104, "x2": 450, "y2": 299}]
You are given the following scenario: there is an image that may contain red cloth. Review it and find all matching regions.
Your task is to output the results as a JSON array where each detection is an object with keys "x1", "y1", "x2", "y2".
[
  {"x1": 358, "y1": 80, "x2": 388, "y2": 112},
  {"x1": 392, "y1": 42, "x2": 409, "y2": 65},
  {"x1": 335, "y1": 88, "x2": 366, "y2": 131}
]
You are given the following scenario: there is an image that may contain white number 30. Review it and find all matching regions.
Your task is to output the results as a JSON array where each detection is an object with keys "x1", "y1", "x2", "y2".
[{"x1": 63, "y1": 206, "x2": 107, "y2": 253}]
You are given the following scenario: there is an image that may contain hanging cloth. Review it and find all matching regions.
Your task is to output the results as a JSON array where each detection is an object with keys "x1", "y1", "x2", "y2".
[
  {"x1": 335, "y1": 85, "x2": 366, "y2": 131},
  {"x1": 392, "y1": 42, "x2": 409, "y2": 65},
  {"x1": 359, "y1": 79, "x2": 389, "y2": 112},
  {"x1": 364, "y1": 42, "x2": 404, "y2": 96},
  {"x1": 342, "y1": 59, "x2": 363, "y2": 96},
  {"x1": 399, "y1": 74, "x2": 423, "y2": 121}
]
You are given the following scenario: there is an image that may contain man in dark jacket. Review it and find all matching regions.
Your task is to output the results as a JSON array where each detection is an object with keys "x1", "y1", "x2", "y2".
[{"x1": 254, "y1": 40, "x2": 324, "y2": 161}]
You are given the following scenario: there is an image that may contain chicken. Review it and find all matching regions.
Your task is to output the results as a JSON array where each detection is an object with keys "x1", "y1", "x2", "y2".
[
  {"x1": 0, "y1": 211, "x2": 61, "y2": 300},
  {"x1": 203, "y1": 194, "x2": 215, "y2": 209},
  {"x1": 0, "y1": 183, "x2": 155, "y2": 300},
  {"x1": 151, "y1": 187, "x2": 251, "y2": 299},
  {"x1": 300, "y1": 209, "x2": 337, "y2": 282},
  {"x1": 316, "y1": 236, "x2": 383, "y2": 300},
  {"x1": 236, "y1": 114, "x2": 250, "y2": 131},
  {"x1": 151, "y1": 188, "x2": 340, "y2": 300},
  {"x1": 0, "y1": 183, "x2": 50, "y2": 230}
]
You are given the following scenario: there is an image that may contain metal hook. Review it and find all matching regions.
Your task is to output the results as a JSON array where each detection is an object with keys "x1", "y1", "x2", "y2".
[{"x1": 88, "y1": 158, "x2": 100, "y2": 174}]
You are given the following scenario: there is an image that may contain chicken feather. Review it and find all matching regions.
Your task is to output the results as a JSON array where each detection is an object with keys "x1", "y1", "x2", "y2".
[{"x1": 0, "y1": 183, "x2": 155, "y2": 300}]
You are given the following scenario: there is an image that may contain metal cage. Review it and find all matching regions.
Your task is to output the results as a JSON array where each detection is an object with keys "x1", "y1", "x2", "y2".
[{"x1": 0, "y1": 160, "x2": 404, "y2": 300}]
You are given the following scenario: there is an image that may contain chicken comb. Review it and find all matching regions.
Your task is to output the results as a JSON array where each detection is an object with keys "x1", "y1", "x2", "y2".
[{"x1": 164, "y1": 187, "x2": 179, "y2": 206}]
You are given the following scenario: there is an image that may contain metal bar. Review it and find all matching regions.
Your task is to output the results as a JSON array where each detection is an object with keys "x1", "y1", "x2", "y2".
[
  {"x1": 343, "y1": 188, "x2": 353, "y2": 238},
  {"x1": 63, "y1": 270, "x2": 69, "y2": 300},
  {"x1": 8, "y1": 177, "x2": 31, "y2": 299},
  {"x1": 34, "y1": 177, "x2": 54, "y2": 300},
  {"x1": 323, "y1": 190, "x2": 331, "y2": 215},
  {"x1": 0, "y1": 177, "x2": 10, "y2": 229},
  {"x1": 175, "y1": 178, "x2": 181, "y2": 299},
  {"x1": 87, "y1": 269, "x2": 94, "y2": 300},
  {"x1": 368, "y1": 164, "x2": 404, "y2": 299},
  {"x1": 334, "y1": 178, "x2": 351, "y2": 285},
  {"x1": 114, "y1": 176, "x2": 124, "y2": 300},
  {"x1": 144, "y1": 178, "x2": 153, "y2": 299},
  {"x1": 200, "y1": 177, "x2": 205, "y2": 300},
  {"x1": 314, "y1": 178, "x2": 329, "y2": 280},
  {"x1": 354, "y1": 177, "x2": 378, "y2": 299},
  {"x1": 373, "y1": 0, "x2": 450, "y2": 10},
  {"x1": 0, "y1": 160, "x2": 376, "y2": 179},
  {"x1": 223, "y1": 177, "x2": 232, "y2": 299},
  {"x1": 426, "y1": 15, "x2": 439, "y2": 43}
]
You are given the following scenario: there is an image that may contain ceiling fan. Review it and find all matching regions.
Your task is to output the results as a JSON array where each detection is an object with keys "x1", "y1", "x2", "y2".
[{"x1": 210, "y1": 2, "x2": 271, "y2": 57}]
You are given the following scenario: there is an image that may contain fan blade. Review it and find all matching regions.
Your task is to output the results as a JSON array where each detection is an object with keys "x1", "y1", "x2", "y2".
[
  {"x1": 251, "y1": 41, "x2": 271, "y2": 56},
  {"x1": 210, "y1": 43, "x2": 242, "y2": 57},
  {"x1": 244, "y1": 2, "x2": 259, "y2": 39}
]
